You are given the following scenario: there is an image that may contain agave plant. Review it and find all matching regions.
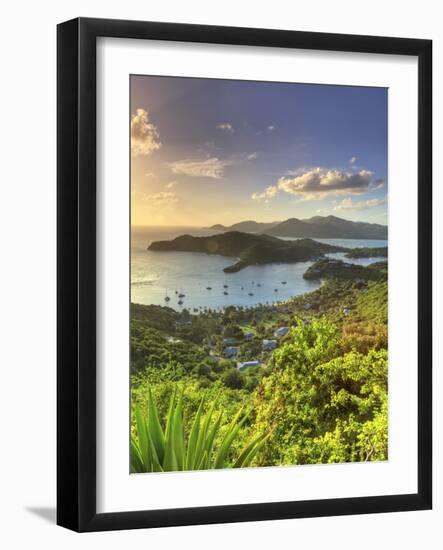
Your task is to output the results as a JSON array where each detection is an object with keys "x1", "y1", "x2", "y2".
[{"x1": 131, "y1": 388, "x2": 267, "y2": 472}]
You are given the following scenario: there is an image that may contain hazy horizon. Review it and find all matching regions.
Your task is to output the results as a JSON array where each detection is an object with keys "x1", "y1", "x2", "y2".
[{"x1": 130, "y1": 212, "x2": 388, "y2": 229}]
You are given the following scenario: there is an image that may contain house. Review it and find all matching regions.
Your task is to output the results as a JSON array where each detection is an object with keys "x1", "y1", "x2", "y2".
[
  {"x1": 223, "y1": 346, "x2": 238, "y2": 358},
  {"x1": 274, "y1": 326, "x2": 289, "y2": 338},
  {"x1": 303, "y1": 303, "x2": 312, "y2": 310},
  {"x1": 237, "y1": 360, "x2": 260, "y2": 372},
  {"x1": 343, "y1": 307, "x2": 352, "y2": 315},
  {"x1": 244, "y1": 331, "x2": 255, "y2": 341},
  {"x1": 222, "y1": 337, "x2": 234, "y2": 345},
  {"x1": 262, "y1": 339, "x2": 277, "y2": 352}
]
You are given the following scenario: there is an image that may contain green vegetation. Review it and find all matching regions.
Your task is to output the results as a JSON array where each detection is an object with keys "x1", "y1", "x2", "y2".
[
  {"x1": 253, "y1": 322, "x2": 388, "y2": 465},
  {"x1": 355, "y1": 280, "x2": 388, "y2": 325},
  {"x1": 131, "y1": 269, "x2": 388, "y2": 472},
  {"x1": 303, "y1": 259, "x2": 387, "y2": 282},
  {"x1": 131, "y1": 388, "x2": 267, "y2": 472},
  {"x1": 345, "y1": 247, "x2": 388, "y2": 259}
]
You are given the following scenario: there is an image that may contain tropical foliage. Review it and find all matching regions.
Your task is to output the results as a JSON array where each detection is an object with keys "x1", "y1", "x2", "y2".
[
  {"x1": 131, "y1": 278, "x2": 388, "y2": 472},
  {"x1": 131, "y1": 388, "x2": 267, "y2": 472}
]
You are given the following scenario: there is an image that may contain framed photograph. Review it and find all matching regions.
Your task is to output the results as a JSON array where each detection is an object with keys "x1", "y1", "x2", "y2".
[{"x1": 57, "y1": 17, "x2": 432, "y2": 532}]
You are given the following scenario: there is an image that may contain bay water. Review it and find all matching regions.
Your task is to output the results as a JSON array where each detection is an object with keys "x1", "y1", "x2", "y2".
[{"x1": 131, "y1": 226, "x2": 387, "y2": 311}]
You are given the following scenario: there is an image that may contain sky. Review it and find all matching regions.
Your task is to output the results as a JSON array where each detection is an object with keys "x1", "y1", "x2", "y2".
[{"x1": 130, "y1": 75, "x2": 387, "y2": 227}]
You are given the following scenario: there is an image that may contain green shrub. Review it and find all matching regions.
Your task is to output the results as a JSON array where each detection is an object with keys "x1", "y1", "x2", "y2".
[
  {"x1": 131, "y1": 388, "x2": 267, "y2": 472},
  {"x1": 254, "y1": 347, "x2": 388, "y2": 466},
  {"x1": 222, "y1": 368, "x2": 245, "y2": 390}
]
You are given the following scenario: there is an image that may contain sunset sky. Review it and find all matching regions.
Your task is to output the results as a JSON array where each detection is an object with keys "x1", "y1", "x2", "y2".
[{"x1": 130, "y1": 76, "x2": 387, "y2": 227}]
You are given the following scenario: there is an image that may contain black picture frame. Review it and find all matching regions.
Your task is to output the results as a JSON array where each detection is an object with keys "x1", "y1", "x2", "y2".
[{"x1": 57, "y1": 17, "x2": 432, "y2": 532}]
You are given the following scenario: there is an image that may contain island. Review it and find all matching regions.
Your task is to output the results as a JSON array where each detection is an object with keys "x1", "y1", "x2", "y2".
[
  {"x1": 148, "y1": 231, "x2": 347, "y2": 273},
  {"x1": 303, "y1": 259, "x2": 388, "y2": 282},
  {"x1": 344, "y1": 246, "x2": 388, "y2": 259}
]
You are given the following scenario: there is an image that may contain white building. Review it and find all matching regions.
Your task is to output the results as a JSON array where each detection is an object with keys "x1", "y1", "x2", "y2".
[
  {"x1": 223, "y1": 346, "x2": 238, "y2": 358},
  {"x1": 274, "y1": 326, "x2": 289, "y2": 338},
  {"x1": 262, "y1": 339, "x2": 277, "y2": 352},
  {"x1": 237, "y1": 360, "x2": 260, "y2": 372}
]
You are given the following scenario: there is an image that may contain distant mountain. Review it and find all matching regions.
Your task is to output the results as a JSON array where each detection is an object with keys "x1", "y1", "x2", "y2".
[
  {"x1": 265, "y1": 215, "x2": 387, "y2": 239},
  {"x1": 209, "y1": 224, "x2": 228, "y2": 231},
  {"x1": 148, "y1": 231, "x2": 346, "y2": 273},
  {"x1": 207, "y1": 215, "x2": 387, "y2": 239},
  {"x1": 208, "y1": 220, "x2": 279, "y2": 233}
]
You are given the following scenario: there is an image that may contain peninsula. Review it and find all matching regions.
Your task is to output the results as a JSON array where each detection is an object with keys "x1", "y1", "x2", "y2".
[
  {"x1": 303, "y1": 259, "x2": 388, "y2": 282},
  {"x1": 148, "y1": 231, "x2": 347, "y2": 273}
]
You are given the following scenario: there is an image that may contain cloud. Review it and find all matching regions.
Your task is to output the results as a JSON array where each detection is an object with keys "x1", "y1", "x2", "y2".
[
  {"x1": 143, "y1": 191, "x2": 178, "y2": 205},
  {"x1": 169, "y1": 157, "x2": 231, "y2": 179},
  {"x1": 349, "y1": 156, "x2": 357, "y2": 165},
  {"x1": 216, "y1": 123, "x2": 234, "y2": 133},
  {"x1": 144, "y1": 172, "x2": 156, "y2": 178},
  {"x1": 283, "y1": 166, "x2": 313, "y2": 177},
  {"x1": 267, "y1": 125, "x2": 276, "y2": 132},
  {"x1": 131, "y1": 109, "x2": 161, "y2": 157},
  {"x1": 247, "y1": 152, "x2": 258, "y2": 160},
  {"x1": 370, "y1": 178, "x2": 385, "y2": 191},
  {"x1": 276, "y1": 167, "x2": 375, "y2": 200},
  {"x1": 164, "y1": 181, "x2": 177, "y2": 189},
  {"x1": 251, "y1": 185, "x2": 279, "y2": 203},
  {"x1": 334, "y1": 195, "x2": 387, "y2": 211},
  {"x1": 251, "y1": 166, "x2": 384, "y2": 203}
]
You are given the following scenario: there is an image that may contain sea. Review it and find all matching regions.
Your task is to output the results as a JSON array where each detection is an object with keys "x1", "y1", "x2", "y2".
[{"x1": 131, "y1": 226, "x2": 387, "y2": 312}]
